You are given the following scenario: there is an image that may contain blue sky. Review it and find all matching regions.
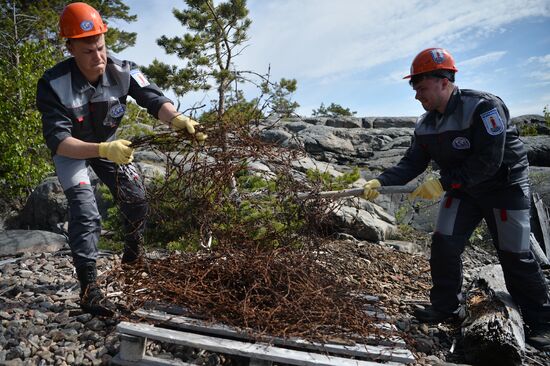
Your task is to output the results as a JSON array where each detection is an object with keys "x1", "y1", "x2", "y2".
[{"x1": 114, "y1": 0, "x2": 550, "y2": 117}]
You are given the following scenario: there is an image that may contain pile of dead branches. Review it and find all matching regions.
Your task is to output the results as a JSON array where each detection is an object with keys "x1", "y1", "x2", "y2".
[
  {"x1": 112, "y1": 121, "x2": 406, "y2": 343},
  {"x1": 116, "y1": 246, "x2": 393, "y2": 343}
]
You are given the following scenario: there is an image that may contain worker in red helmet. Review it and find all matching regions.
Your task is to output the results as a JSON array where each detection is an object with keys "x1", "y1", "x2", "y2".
[
  {"x1": 36, "y1": 2, "x2": 205, "y2": 317},
  {"x1": 363, "y1": 47, "x2": 550, "y2": 350}
]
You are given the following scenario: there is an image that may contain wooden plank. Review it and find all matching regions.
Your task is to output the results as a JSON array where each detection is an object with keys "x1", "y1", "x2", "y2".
[
  {"x1": 117, "y1": 321, "x2": 402, "y2": 366},
  {"x1": 533, "y1": 193, "x2": 550, "y2": 258},
  {"x1": 286, "y1": 339, "x2": 414, "y2": 364},
  {"x1": 134, "y1": 309, "x2": 411, "y2": 360},
  {"x1": 111, "y1": 353, "x2": 192, "y2": 366}
]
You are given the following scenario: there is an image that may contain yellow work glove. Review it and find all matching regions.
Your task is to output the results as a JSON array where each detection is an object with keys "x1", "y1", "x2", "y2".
[
  {"x1": 170, "y1": 115, "x2": 208, "y2": 142},
  {"x1": 362, "y1": 179, "x2": 381, "y2": 201},
  {"x1": 98, "y1": 139, "x2": 134, "y2": 164},
  {"x1": 410, "y1": 178, "x2": 444, "y2": 200}
]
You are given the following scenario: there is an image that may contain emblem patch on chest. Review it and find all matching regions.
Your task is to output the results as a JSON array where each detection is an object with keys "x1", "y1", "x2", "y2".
[
  {"x1": 480, "y1": 108, "x2": 505, "y2": 136},
  {"x1": 452, "y1": 137, "x2": 470, "y2": 150},
  {"x1": 110, "y1": 104, "x2": 126, "y2": 118}
]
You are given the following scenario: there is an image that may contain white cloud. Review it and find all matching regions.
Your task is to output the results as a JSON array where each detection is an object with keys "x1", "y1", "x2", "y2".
[
  {"x1": 458, "y1": 51, "x2": 508, "y2": 69},
  {"x1": 119, "y1": 0, "x2": 550, "y2": 116},
  {"x1": 525, "y1": 54, "x2": 550, "y2": 83},
  {"x1": 241, "y1": 0, "x2": 550, "y2": 80}
]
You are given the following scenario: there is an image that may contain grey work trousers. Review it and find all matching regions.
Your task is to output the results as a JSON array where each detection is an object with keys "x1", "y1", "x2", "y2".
[
  {"x1": 430, "y1": 183, "x2": 550, "y2": 326},
  {"x1": 54, "y1": 155, "x2": 147, "y2": 269}
]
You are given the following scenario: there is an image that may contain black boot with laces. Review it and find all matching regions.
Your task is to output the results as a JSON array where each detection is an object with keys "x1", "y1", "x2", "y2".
[
  {"x1": 121, "y1": 241, "x2": 142, "y2": 265},
  {"x1": 76, "y1": 262, "x2": 116, "y2": 317},
  {"x1": 413, "y1": 306, "x2": 457, "y2": 323}
]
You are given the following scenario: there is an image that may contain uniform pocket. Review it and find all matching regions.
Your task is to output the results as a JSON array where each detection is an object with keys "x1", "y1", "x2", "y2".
[
  {"x1": 494, "y1": 208, "x2": 530, "y2": 253},
  {"x1": 69, "y1": 104, "x2": 92, "y2": 137}
]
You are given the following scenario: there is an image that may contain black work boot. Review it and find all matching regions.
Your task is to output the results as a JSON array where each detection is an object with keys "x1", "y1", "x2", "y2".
[
  {"x1": 121, "y1": 241, "x2": 142, "y2": 265},
  {"x1": 413, "y1": 306, "x2": 457, "y2": 323},
  {"x1": 526, "y1": 325, "x2": 550, "y2": 351},
  {"x1": 76, "y1": 262, "x2": 116, "y2": 317}
]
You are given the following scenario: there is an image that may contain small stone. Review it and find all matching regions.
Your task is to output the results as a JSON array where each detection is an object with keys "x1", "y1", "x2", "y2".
[
  {"x1": 396, "y1": 319, "x2": 411, "y2": 331},
  {"x1": 85, "y1": 319, "x2": 105, "y2": 331},
  {"x1": 66, "y1": 353, "x2": 75, "y2": 364},
  {"x1": 415, "y1": 337, "x2": 434, "y2": 354},
  {"x1": 18, "y1": 270, "x2": 33, "y2": 278},
  {"x1": 76, "y1": 314, "x2": 93, "y2": 323}
]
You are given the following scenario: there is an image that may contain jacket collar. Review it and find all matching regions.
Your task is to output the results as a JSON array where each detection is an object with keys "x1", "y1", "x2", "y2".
[
  {"x1": 443, "y1": 86, "x2": 460, "y2": 116},
  {"x1": 70, "y1": 55, "x2": 115, "y2": 94}
]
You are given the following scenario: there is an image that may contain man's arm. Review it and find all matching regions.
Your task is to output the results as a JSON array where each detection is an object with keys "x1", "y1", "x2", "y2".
[
  {"x1": 56, "y1": 137, "x2": 100, "y2": 159},
  {"x1": 377, "y1": 135, "x2": 431, "y2": 186},
  {"x1": 157, "y1": 102, "x2": 181, "y2": 124}
]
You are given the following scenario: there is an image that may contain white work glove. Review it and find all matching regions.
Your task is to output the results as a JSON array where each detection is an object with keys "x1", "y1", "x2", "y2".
[
  {"x1": 170, "y1": 115, "x2": 207, "y2": 142},
  {"x1": 98, "y1": 139, "x2": 134, "y2": 164}
]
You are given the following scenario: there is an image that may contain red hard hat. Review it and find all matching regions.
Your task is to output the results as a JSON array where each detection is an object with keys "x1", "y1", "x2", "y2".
[
  {"x1": 403, "y1": 48, "x2": 458, "y2": 79},
  {"x1": 59, "y1": 2, "x2": 108, "y2": 39}
]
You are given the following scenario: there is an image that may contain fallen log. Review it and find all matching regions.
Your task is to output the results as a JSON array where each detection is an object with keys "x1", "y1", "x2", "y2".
[
  {"x1": 461, "y1": 264, "x2": 525, "y2": 366},
  {"x1": 530, "y1": 233, "x2": 550, "y2": 267}
]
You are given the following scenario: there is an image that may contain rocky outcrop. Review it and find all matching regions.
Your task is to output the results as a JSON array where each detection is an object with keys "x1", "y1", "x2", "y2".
[
  {"x1": 0, "y1": 230, "x2": 67, "y2": 256},
  {"x1": 523, "y1": 135, "x2": 550, "y2": 167},
  {"x1": 260, "y1": 115, "x2": 550, "y2": 170},
  {"x1": 511, "y1": 114, "x2": 550, "y2": 135},
  {"x1": 10, "y1": 114, "x2": 549, "y2": 247}
]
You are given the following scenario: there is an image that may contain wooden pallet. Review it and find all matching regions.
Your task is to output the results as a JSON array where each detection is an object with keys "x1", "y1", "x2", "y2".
[{"x1": 111, "y1": 309, "x2": 414, "y2": 366}]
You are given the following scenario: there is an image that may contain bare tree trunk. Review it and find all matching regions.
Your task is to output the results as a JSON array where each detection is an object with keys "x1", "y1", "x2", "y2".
[{"x1": 12, "y1": 2, "x2": 22, "y2": 103}]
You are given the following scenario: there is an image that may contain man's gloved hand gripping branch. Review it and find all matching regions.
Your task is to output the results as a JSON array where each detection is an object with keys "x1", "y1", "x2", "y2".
[
  {"x1": 98, "y1": 139, "x2": 134, "y2": 164},
  {"x1": 170, "y1": 114, "x2": 208, "y2": 142}
]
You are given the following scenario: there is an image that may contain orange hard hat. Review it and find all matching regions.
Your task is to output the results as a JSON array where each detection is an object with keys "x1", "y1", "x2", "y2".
[
  {"x1": 403, "y1": 48, "x2": 458, "y2": 79},
  {"x1": 59, "y1": 2, "x2": 108, "y2": 39}
]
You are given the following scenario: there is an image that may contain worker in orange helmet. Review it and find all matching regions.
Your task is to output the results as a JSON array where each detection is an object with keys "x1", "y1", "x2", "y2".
[
  {"x1": 36, "y1": 2, "x2": 205, "y2": 317},
  {"x1": 363, "y1": 47, "x2": 550, "y2": 350}
]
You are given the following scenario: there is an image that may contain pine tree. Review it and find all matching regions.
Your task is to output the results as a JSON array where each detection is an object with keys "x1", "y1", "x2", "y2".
[{"x1": 142, "y1": 0, "x2": 251, "y2": 121}]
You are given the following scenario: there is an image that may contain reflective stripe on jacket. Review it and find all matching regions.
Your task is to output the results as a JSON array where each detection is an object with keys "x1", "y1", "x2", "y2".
[
  {"x1": 37, "y1": 55, "x2": 171, "y2": 154},
  {"x1": 377, "y1": 87, "x2": 529, "y2": 197}
]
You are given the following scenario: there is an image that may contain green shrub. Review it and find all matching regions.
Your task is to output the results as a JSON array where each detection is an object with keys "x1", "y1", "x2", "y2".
[
  {"x1": 306, "y1": 167, "x2": 360, "y2": 191},
  {"x1": 519, "y1": 123, "x2": 538, "y2": 136},
  {"x1": 0, "y1": 41, "x2": 57, "y2": 205}
]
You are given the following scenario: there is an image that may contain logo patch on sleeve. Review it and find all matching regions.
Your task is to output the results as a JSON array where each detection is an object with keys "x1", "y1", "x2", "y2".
[
  {"x1": 130, "y1": 69, "x2": 150, "y2": 88},
  {"x1": 480, "y1": 108, "x2": 505, "y2": 136}
]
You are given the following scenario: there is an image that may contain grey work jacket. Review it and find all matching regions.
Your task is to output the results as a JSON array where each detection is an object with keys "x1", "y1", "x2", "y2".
[
  {"x1": 37, "y1": 55, "x2": 171, "y2": 154},
  {"x1": 377, "y1": 87, "x2": 529, "y2": 197}
]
